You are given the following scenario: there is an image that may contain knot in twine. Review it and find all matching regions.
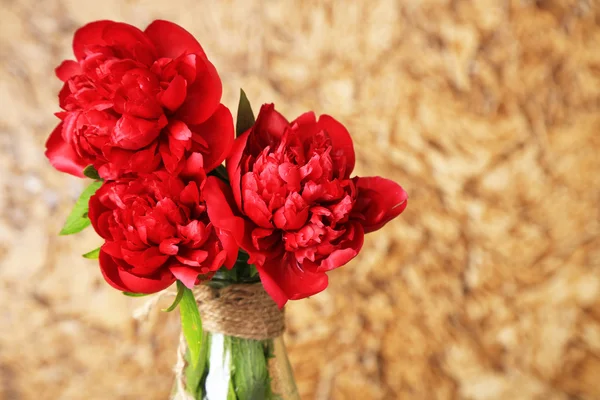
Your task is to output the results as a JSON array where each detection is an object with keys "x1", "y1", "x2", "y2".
[{"x1": 194, "y1": 283, "x2": 285, "y2": 340}]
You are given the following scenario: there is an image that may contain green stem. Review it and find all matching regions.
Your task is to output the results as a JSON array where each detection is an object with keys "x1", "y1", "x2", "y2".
[{"x1": 227, "y1": 336, "x2": 273, "y2": 400}]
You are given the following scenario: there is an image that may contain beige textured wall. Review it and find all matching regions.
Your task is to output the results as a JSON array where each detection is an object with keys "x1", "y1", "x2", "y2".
[{"x1": 1, "y1": 0, "x2": 600, "y2": 399}]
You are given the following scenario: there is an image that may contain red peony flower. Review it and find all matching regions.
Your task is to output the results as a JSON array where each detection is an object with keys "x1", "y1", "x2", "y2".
[
  {"x1": 205, "y1": 104, "x2": 408, "y2": 307},
  {"x1": 89, "y1": 170, "x2": 238, "y2": 294},
  {"x1": 45, "y1": 20, "x2": 233, "y2": 179}
]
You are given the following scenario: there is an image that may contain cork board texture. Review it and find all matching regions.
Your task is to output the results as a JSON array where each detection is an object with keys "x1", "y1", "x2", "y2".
[{"x1": 1, "y1": 0, "x2": 599, "y2": 399}]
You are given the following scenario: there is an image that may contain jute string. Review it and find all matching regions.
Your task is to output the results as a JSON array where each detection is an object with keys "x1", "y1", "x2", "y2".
[
  {"x1": 134, "y1": 283, "x2": 285, "y2": 399},
  {"x1": 194, "y1": 284, "x2": 285, "y2": 340}
]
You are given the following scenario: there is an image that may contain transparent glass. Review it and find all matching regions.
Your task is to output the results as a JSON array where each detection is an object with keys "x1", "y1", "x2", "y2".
[{"x1": 173, "y1": 331, "x2": 300, "y2": 400}]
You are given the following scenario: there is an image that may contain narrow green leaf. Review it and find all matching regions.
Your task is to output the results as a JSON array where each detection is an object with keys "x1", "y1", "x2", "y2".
[
  {"x1": 236, "y1": 89, "x2": 255, "y2": 137},
  {"x1": 122, "y1": 292, "x2": 150, "y2": 297},
  {"x1": 163, "y1": 280, "x2": 185, "y2": 312},
  {"x1": 60, "y1": 180, "x2": 103, "y2": 235},
  {"x1": 185, "y1": 331, "x2": 210, "y2": 398},
  {"x1": 83, "y1": 165, "x2": 101, "y2": 180},
  {"x1": 82, "y1": 247, "x2": 101, "y2": 259},
  {"x1": 180, "y1": 284, "x2": 203, "y2": 368}
]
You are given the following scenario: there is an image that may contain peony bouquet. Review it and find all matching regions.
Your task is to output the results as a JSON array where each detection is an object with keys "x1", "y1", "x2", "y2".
[{"x1": 46, "y1": 19, "x2": 408, "y2": 399}]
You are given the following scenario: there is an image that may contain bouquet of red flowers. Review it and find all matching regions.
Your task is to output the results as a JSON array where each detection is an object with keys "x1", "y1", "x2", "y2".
[{"x1": 47, "y1": 20, "x2": 407, "y2": 400}]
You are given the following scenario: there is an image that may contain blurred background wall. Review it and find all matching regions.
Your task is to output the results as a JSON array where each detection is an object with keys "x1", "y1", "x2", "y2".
[{"x1": 1, "y1": 0, "x2": 600, "y2": 399}]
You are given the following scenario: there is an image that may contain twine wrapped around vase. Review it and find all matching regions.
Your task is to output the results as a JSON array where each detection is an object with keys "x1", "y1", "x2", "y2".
[{"x1": 194, "y1": 283, "x2": 285, "y2": 340}]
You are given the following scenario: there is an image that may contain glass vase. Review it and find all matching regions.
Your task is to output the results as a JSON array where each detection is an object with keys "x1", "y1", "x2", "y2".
[
  {"x1": 173, "y1": 331, "x2": 300, "y2": 400},
  {"x1": 171, "y1": 262, "x2": 300, "y2": 400}
]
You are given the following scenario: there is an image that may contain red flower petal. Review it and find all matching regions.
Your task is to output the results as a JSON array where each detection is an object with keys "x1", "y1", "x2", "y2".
[
  {"x1": 102, "y1": 22, "x2": 157, "y2": 65},
  {"x1": 291, "y1": 111, "x2": 317, "y2": 127},
  {"x1": 189, "y1": 104, "x2": 234, "y2": 171},
  {"x1": 112, "y1": 114, "x2": 162, "y2": 150},
  {"x1": 204, "y1": 177, "x2": 247, "y2": 244},
  {"x1": 114, "y1": 69, "x2": 163, "y2": 119},
  {"x1": 273, "y1": 193, "x2": 309, "y2": 231},
  {"x1": 159, "y1": 238, "x2": 181, "y2": 255},
  {"x1": 353, "y1": 176, "x2": 408, "y2": 233},
  {"x1": 118, "y1": 267, "x2": 175, "y2": 294},
  {"x1": 99, "y1": 249, "x2": 175, "y2": 294},
  {"x1": 251, "y1": 228, "x2": 276, "y2": 251},
  {"x1": 160, "y1": 54, "x2": 197, "y2": 83},
  {"x1": 168, "y1": 120, "x2": 192, "y2": 141},
  {"x1": 126, "y1": 143, "x2": 162, "y2": 175},
  {"x1": 55, "y1": 60, "x2": 81, "y2": 82},
  {"x1": 122, "y1": 246, "x2": 170, "y2": 273},
  {"x1": 180, "y1": 181, "x2": 200, "y2": 206},
  {"x1": 317, "y1": 222, "x2": 364, "y2": 272},
  {"x1": 256, "y1": 104, "x2": 289, "y2": 141},
  {"x1": 88, "y1": 189, "x2": 111, "y2": 239},
  {"x1": 180, "y1": 152, "x2": 206, "y2": 183},
  {"x1": 175, "y1": 57, "x2": 222, "y2": 125},
  {"x1": 176, "y1": 249, "x2": 209, "y2": 267},
  {"x1": 169, "y1": 265, "x2": 201, "y2": 289},
  {"x1": 245, "y1": 104, "x2": 290, "y2": 156},
  {"x1": 160, "y1": 74, "x2": 188, "y2": 112},
  {"x1": 317, "y1": 115, "x2": 355, "y2": 177},
  {"x1": 177, "y1": 220, "x2": 206, "y2": 243},
  {"x1": 45, "y1": 123, "x2": 87, "y2": 177},
  {"x1": 98, "y1": 250, "x2": 129, "y2": 292},
  {"x1": 102, "y1": 241, "x2": 124, "y2": 259},
  {"x1": 257, "y1": 256, "x2": 329, "y2": 308},
  {"x1": 215, "y1": 229, "x2": 239, "y2": 269},
  {"x1": 242, "y1": 186, "x2": 273, "y2": 228},
  {"x1": 159, "y1": 141, "x2": 181, "y2": 174},
  {"x1": 208, "y1": 249, "x2": 229, "y2": 272},
  {"x1": 144, "y1": 20, "x2": 206, "y2": 59},
  {"x1": 204, "y1": 177, "x2": 252, "y2": 268},
  {"x1": 72, "y1": 20, "x2": 112, "y2": 61},
  {"x1": 226, "y1": 130, "x2": 250, "y2": 210}
]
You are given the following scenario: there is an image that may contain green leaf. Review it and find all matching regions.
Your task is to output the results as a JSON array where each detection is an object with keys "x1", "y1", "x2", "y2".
[
  {"x1": 82, "y1": 247, "x2": 101, "y2": 259},
  {"x1": 162, "y1": 280, "x2": 185, "y2": 312},
  {"x1": 122, "y1": 292, "x2": 150, "y2": 297},
  {"x1": 180, "y1": 283, "x2": 203, "y2": 368},
  {"x1": 185, "y1": 332, "x2": 211, "y2": 398},
  {"x1": 83, "y1": 165, "x2": 101, "y2": 180},
  {"x1": 236, "y1": 89, "x2": 255, "y2": 137},
  {"x1": 59, "y1": 180, "x2": 103, "y2": 235}
]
